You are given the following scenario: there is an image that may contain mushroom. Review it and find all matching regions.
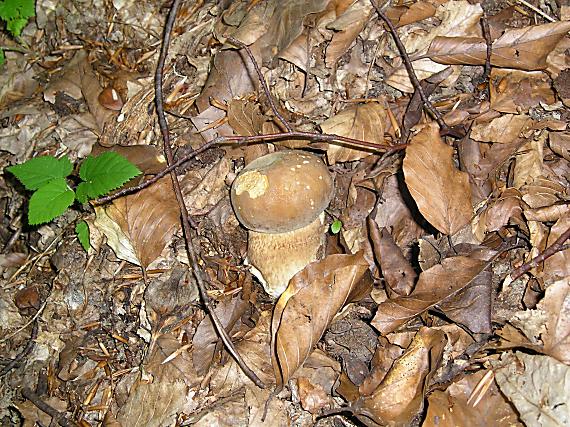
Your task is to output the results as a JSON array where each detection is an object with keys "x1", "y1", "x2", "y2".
[
  {"x1": 230, "y1": 150, "x2": 334, "y2": 298},
  {"x1": 98, "y1": 87, "x2": 123, "y2": 111}
]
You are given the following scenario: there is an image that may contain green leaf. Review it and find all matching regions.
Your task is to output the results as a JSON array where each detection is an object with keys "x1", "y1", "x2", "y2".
[
  {"x1": 7, "y1": 155, "x2": 72, "y2": 190},
  {"x1": 76, "y1": 152, "x2": 141, "y2": 203},
  {"x1": 0, "y1": 0, "x2": 35, "y2": 37},
  {"x1": 28, "y1": 178, "x2": 75, "y2": 225},
  {"x1": 0, "y1": 49, "x2": 5, "y2": 66},
  {"x1": 75, "y1": 220, "x2": 90, "y2": 252},
  {"x1": 330, "y1": 219, "x2": 342, "y2": 234}
]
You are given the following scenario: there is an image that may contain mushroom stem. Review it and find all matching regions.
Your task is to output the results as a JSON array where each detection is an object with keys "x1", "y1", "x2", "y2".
[{"x1": 247, "y1": 213, "x2": 327, "y2": 298}]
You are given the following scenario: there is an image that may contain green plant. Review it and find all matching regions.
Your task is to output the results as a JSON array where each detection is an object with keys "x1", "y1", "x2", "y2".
[
  {"x1": 330, "y1": 219, "x2": 342, "y2": 234},
  {"x1": 0, "y1": 0, "x2": 35, "y2": 65},
  {"x1": 7, "y1": 152, "x2": 141, "y2": 248}
]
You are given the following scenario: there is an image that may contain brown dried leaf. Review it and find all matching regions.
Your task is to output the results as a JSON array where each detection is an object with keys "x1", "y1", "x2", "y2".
[
  {"x1": 325, "y1": 1, "x2": 373, "y2": 67},
  {"x1": 182, "y1": 157, "x2": 231, "y2": 216},
  {"x1": 254, "y1": 0, "x2": 330, "y2": 62},
  {"x1": 196, "y1": 49, "x2": 257, "y2": 112},
  {"x1": 472, "y1": 188, "x2": 523, "y2": 241},
  {"x1": 371, "y1": 256, "x2": 487, "y2": 335},
  {"x1": 271, "y1": 252, "x2": 372, "y2": 388},
  {"x1": 192, "y1": 296, "x2": 249, "y2": 375},
  {"x1": 549, "y1": 131, "x2": 570, "y2": 161},
  {"x1": 470, "y1": 114, "x2": 532, "y2": 143},
  {"x1": 210, "y1": 310, "x2": 274, "y2": 393},
  {"x1": 425, "y1": 370, "x2": 523, "y2": 427},
  {"x1": 117, "y1": 334, "x2": 200, "y2": 426},
  {"x1": 403, "y1": 123, "x2": 473, "y2": 235},
  {"x1": 540, "y1": 279, "x2": 570, "y2": 365},
  {"x1": 355, "y1": 327, "x2": 446, "y2": 425},
  {"x1": 490, "y1": 69, "x2": 556, "y2": 114},
  {"x1": 94, "y1": 177, "x2": 180, "y2": 268},
  {"x1": 374, "y1": 174, "x2": 427, "y2": 249},
  {"x1": 513, "y1": 137, "x2": 545, "y2": 189},
  {"x1": 369, "y1": 220, "x2": 417, "y2": 297},
  {"x1": 227, "y1": 99, "x2": 265, "y2": 136},
  {"x1": 318, "y1": 103, "x2": 386, "y2": 164},
  {"x1": 428, "y1": 21, "x2": 570, "y2": 70},
  {"x1": 385, "y1": 2, "x2": 436, "y2": 28},
  {"x1": 543, "y1": 215, "x2": 570, "y2": 284}
]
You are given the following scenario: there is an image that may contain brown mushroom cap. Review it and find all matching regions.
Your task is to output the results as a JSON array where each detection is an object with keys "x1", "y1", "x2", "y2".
[{"x1": 230, "y1": 150, "x2": 333, "y2": 233}]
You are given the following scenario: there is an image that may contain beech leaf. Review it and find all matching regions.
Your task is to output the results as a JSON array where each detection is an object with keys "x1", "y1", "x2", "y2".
[
  {"x1": 403, "y1": 123, "x2": 473, "y2": 235},
  {"x1": 427, "y1": 21, "x2": 570, "y2": 70},
  {"x1": 371, "y1": 256, "x2": 488, "y2": 335},
  {"x1": 271, "y1": 252, "x2": 372, "y2": 389},
  {"x1": 93, "y1": 176, "x2": 180, "y2": 268}
]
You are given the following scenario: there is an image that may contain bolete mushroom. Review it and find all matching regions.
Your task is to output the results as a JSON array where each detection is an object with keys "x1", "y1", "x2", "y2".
[{"x1": 230, "y1": 150, "x2": 334, "y2": 298}]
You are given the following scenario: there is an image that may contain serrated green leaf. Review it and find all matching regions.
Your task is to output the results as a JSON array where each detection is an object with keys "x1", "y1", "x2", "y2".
[
  {"x1": 7, "y1": 156, "x2": 73, "y2": 190},
  {"x1": 331, "y1": 219, "x2": 342, "y2": 234},
  {"x1": 77, "y1": 152, "x2": 141, "y2": 203},
  {"x1": 75, "y1": 220, "x2": 90, "y2": 252},
  {"x1": 28, "y1": 178, "x2": 75, "y2": 225},
  {"x1": 0, "y1": 0, "x2": 35, "y2": 37}
]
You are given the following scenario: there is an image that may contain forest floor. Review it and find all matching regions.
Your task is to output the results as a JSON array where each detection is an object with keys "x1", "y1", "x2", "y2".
[{"x1": 1, "y1": 0, "x2": 569, "y2": 426}]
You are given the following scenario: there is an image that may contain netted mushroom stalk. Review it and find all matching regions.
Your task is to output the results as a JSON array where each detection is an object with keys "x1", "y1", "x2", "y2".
[{"x1": 230, "y1": 150, "x2": 334, "y2": 298}]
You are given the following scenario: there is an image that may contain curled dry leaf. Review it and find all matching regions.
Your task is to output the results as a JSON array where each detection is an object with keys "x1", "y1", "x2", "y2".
[
  {"x1": 403, "y1": 123, "x2": 473, "y2": 236},
  {"x1": 470, "y1": 114, "x2": 532, "y2": 144},
  {"x1": 368, "y1": 219, "x2": 416, "y2": 297},
  {"x1": 354, "y1": 327, "x2": 446, "y2": 425},
  {"x1": 271, "y1": 252, "x2": 373, "y2": 389},
  {"x1": 325, "y1": 0, "x2": 373, "y2": 67},
  {"x1": 318, "y1": 102, "x2": 386, "y2": 164},
  {"x1": 543, "y1": 215, "x2": 570, "y2": 284},
  {"x1": 93, "y1": 176, "x2": 180, "y2": 268},
  {"x1": 427, "y1": 21, "x2": 570, "y2": 70},
  {"x1": 371, "y1": 256, "x2": 488, "y2": 335}
]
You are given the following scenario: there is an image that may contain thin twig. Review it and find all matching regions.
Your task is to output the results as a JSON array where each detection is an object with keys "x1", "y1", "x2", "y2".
[
  {"x1": 95, "y1": 132, "x2": 403, "y2": 205},
  {"x1": 21, "y1": 387, "x2": 73, "y2": 427},
  {"x1": 370, "y1": 0, "x2": 449, "y2": 132},
  {"x1": 509, "y1": 225, "x2": 570, "y2": 281},
  {"x1": 226, "y1": 36, "x2": 293, "y2": 132},
  {"x1": 155, "y1": 0, "x2": 264, "y2": 388}
]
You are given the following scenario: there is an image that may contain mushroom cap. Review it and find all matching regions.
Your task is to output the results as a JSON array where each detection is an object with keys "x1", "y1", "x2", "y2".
[{"x1": 230, "y1": 150, "x2": 333, "y2": 233}]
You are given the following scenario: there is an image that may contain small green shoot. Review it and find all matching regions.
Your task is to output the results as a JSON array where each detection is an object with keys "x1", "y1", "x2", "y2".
[
  {"x1": 7, "y1": 152, "x2": 141, "y2": 247},
  {"x1": 330, "y1": 219, "x2": 342, "y2": 234}
]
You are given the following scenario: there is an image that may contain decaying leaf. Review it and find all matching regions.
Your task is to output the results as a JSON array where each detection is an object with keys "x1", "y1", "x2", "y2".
[
  {"x1": 490, "y1": 69, "x2": 556, "y2": 114},
  {"x1": 424, "y1": 370, "x2": 522, "y2": 427},
  {"x1": 271, "y1": 252, "x2": 373, "y2": 389},
  {"x1": 470, "y1": 114, "x2": 532, "y2": 144},
  {"x1": 372, "y1": 256, "x2": 488, "y2": 335},
  {"x1": 493, "y1": 352, "x2": 570, "y2": 426},
  {"x1": 403, "y1": 123, "x2": 473, "y2": 235},
  {"x1": 117, "y1": 334, "x2": 201, "y2": 427},
  {"x1": 354, "y1": 327, "x2": 446, "y2": 425},
  {"x1": 318, "y1": 102, "x2": 386, "y2": 164},
  {"x1": 428, "y1": 21, "x2": 570, "y2": 70},
  {"x1": 94, "y1": 176, "x2": 180, "y2": 268},
  {"x1": 210, "y1": 310, "x2": 274, "y2": 393},
  {"x1": 369, "y1": 219, "x2": 416, "y2": 297},
  {"x1": 543, "y1": 215, "x2": 570, "y2": 284}
]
